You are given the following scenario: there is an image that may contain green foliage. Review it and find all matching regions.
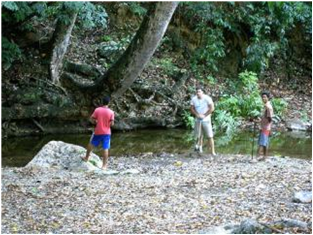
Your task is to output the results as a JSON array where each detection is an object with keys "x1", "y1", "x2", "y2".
[
  {"x1": 217, "y1": 71, "x2": 262, "y2": 119},
  {"x1": 126, "y1": 3, "x2": 147, "y2": 16},
  {"x1": 54, "y1": 2, "x2": 108, "y2": 29},
  {"x1": 2, "y1": 2, "x2": 19, "y2": 11},
  {"x1": 2, "y1": 2, "x2": 49, "y2": 24},
  {"x1": 267, "y1": 2, "x2": 284, "y2": 12},
  {"x1": 271, "y1": 98, "x2": 288, "y2": 118},
  {"x1": 213, "y1": 71, "x2": 262, "y2": 144},
  {"x1": 101, "y1": 41, "x2": 120, "y2": 52},
  {"x1": 193, "y1": 28, "x2": 226, "y2": 72},
  {"x1": 2, "y1": 2, "x2": 49, "y2": 68},
  {"x1": 211, "y1": 71, "x2": 288, "y2": 145},
  {"x1": 298, "y1": 110, "x2": 310, "y2": 123},
  {"x1": 182, "y1": 111, "x2": 195, "y2": 129},
  {"x1": 206, "y1": 75, "x2": 216, "y2": 85},
  {"x1": 180, "y1": 2, "x2": 311, "y2": 73},
  {"x1": 2, "y1": 37, "x2": 22, "y2": 70},
  {"x1": 101, "y1": 35, "x2": 112, "y2": 42},
  {"x1": 89, "y1": 160, "x2": 98, "y2": 167},
  {"x1": 237, "y1": 71, "x2": 263, "y2": 118},
  {"x1": 98, "y1": 35, "x2": 133, "y2": 64},
  {"x1": 77, "y1": 3, "x2": 108, "y2": 29},
  {"x1": 101, "y1": 35, "x2": 132, "y2": 51},
  {"x1": 2, "y1": 1, "x2": 108, "y2": 67},
  {"x1": 242, "y1": 2, "x2": 311, "y2": 72},
  {"x1": 244, "y1": 41, "x2": 279, "y2": 72},
  {"x1": 214, "y1": 110, "x2": 239, "y2": 136},
  {"x1": 238, "y1": 71, "x2": 259, "y2": 91},
  {"x1": 158, "y1": 58, "x2": 180, "y2": 77}
]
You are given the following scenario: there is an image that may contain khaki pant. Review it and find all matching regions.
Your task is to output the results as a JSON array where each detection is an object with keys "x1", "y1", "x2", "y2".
[{"x1": 194, "y1": 120, "x2": 213, "y2": 138}]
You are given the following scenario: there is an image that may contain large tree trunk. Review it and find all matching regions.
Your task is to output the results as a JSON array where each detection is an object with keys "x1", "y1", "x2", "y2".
[
  {"x1": 64, "y1": 2, "x2": 179, "y2": 98},
  {"x1": 107, "y1": 2, "x2": 179, "y2": 99},
  {"x1": 49, "y1": 8, "x2": 77, "y2": 85},
  {"x1": 107, "y1": 1, "x2": 179, "y2": 98}
]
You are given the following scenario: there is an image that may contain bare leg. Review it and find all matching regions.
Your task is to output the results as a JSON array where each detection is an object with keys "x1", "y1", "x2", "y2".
[
  {"x1": 82, "y1": 143, "x2": 93, "y2": 161},
  {"x1": 195, "y1": 121, "x2": 202, "y2": 151},
  {"x1": 196, "y1": 137, "x2": 202, "y2": 147},
  {"x1": 199, "y1": 135, "x2": 203, "y2": 147},
  {"x1": 101, "y1": 149, "x2": 109, "y2": 169},
  {"x1": 198, "y1": 135, "x2": 204, "y2": 153},
  {"x1": 264, "y1": 146, "x2": 268, "y2": 158},
  {"x1": 209, "y1": 137, "x2": 216, "y2": 155},
  {"x1": 257, "y1": 146, "x2": 266, "y2": 160},
  {"x1": 260, "y1": 147, "x2": 267, "y2": 160},
  {"x1": 257, "y1": 146, "x2": 261, "y2": 159}
]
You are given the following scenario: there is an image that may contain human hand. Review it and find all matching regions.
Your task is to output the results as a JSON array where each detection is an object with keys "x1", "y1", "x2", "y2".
[
  {"x1": 254, "y1": 117, "x2": 261, "y2": 123},
  {"x1": 198, "y1": 114, "x2": 205, "y2": 119}
]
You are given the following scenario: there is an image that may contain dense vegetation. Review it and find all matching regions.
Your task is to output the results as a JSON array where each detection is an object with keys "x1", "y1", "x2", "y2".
[{"x1": 1, "y1": 2, "x2": 311, "y2": 139}]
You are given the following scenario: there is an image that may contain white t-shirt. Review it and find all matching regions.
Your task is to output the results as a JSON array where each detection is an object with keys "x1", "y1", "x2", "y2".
[{"x1": 190, "y1": 95, "x2": 213, "y2": 122}]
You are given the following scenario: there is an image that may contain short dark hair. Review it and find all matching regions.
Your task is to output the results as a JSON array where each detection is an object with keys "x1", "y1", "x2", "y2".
[
  {"x1": 103, "y1": 96, "x2": 110, "y2": 105},
  {"x1": 196, "y1": 86, "x2": 203, "y2": 91},
  {"x1": 261, "y1": 91, "x2": 271, "y2": 99}
]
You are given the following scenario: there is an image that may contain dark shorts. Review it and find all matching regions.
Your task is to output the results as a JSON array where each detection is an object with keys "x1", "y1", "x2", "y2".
[
  {"x1": 90, "y1": 133, "x2": 111, "y2": 150},
  {"x1": 258, "y1": 132, "x2": 270, "y2": 147}
]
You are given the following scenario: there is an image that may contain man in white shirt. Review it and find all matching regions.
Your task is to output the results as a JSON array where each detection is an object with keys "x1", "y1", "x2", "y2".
[{"x1": 190, "y1": 87, "x2": 216, "y2": 155}]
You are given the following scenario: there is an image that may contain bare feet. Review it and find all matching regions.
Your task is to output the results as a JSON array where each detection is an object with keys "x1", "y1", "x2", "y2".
[
  {"x1": 101, "y1": 165, "x2": 108, "y2": 170},
  {"x1": 257, "y1": 157, "x2": 266, "y2": 161}
]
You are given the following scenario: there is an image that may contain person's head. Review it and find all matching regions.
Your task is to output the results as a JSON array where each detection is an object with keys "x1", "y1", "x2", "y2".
[
  {"x1": 196, "y1": 86, "x2": 204, "y2": 99},
  {"x1": 261, "y1": 91, "x2": 271, "y2": 104},
  {"x1": 103, "y1": 96, "x2": 110, "y2": 106}
]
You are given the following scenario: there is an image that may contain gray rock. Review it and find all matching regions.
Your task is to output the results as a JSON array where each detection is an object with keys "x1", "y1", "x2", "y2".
[
  {"x1": 198, "y1": 226, "x2": 232, "y2": 234},
  {"x1": 208, "y1": 218, "x2": 309, "y2": 234},
  {"x1": 232, "y1": 219, "x2": 266, "y2": 234},
  {"x1": 94, "y1": 169, "x2": 120, "y2": 175},
  {"x1": 286, "y1": 119, "x2": 311, "y2": 131},
  {"x1": 271, "y1": 219, "x2": 308, "y2": 229},
  {"x1": 25, "y1": 141, "x2": 141, "y2": 176},
  {"x1": 293, "y1": 191, "x2": 312, "y2": 203},
  {"x1": 121, "y1": 169, "x2": 141, "y2": 175},
  {"x1": 26, "y1": 141, "x2": 102, "y2": 172}
]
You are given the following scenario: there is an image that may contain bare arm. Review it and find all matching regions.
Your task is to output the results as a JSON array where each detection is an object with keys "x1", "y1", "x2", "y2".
[
  {"x1": 204, "y1": 102, "x2": 214, "y2": 116},
  {"x1": 89, "y1": 116, "x2": 97, "y2": 125},
  {"x1": 110, "y1": 113, "x2": 115, "y2": 126},
  {"x1": 190, "y1": 105, "x2": 199, "y2": 118}
]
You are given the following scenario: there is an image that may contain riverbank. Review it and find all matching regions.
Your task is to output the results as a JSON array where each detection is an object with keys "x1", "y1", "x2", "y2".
[{"x1": 1, "y1": 141, "x2": 311, "y2": 234}]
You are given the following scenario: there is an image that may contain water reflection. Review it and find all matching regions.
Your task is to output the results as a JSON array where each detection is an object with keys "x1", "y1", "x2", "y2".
[{"x1": 2, "y1": 129, "x2": 312, "y2": 167}]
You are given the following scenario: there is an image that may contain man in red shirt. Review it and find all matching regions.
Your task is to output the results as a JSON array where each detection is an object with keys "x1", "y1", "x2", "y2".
[{"x1": 82, "y1": 96, "x2": 114, "y2": 169}]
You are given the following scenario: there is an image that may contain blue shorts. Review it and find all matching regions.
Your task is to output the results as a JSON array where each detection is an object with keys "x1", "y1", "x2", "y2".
[
  {"x1": 258, "y1": 132, "x2": 270, "y2": 147},
  {"x1": 90, "y1": 134, "x2": 111, "y2": 150}
]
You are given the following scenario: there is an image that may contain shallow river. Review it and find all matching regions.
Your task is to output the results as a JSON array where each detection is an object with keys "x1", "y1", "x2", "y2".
[{"x1": 2, "y1": 129, "x2": 312, "y2": 167}]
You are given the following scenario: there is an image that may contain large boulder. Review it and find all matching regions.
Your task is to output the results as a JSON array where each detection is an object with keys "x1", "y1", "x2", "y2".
[
  {"x1": 25, "y1": 141, "x2": 140, "y2": 175},
  {"x1": 26, "y1": 140, "x2": 102, "y2": 171}
]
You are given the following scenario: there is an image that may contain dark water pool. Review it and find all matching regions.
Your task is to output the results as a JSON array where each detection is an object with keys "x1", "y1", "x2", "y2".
[{"x1": 2, "y1": 129, "x2": 312, "y2": 167}]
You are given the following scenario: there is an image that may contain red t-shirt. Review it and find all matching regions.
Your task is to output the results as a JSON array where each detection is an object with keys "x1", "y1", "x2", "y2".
[{"x1": 92, "y1": 106, "x2": 114, "y2": 135}]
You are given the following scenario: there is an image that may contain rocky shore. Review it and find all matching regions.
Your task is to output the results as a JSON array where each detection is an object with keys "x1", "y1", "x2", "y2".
[{"x1": 1, "y1": 141, "x2": 312, "y2": 234}]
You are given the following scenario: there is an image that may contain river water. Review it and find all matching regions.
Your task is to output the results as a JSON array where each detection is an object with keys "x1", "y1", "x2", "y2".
[{"x1": 2, "y1": 129, "x2": 312, "y2": 167}]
